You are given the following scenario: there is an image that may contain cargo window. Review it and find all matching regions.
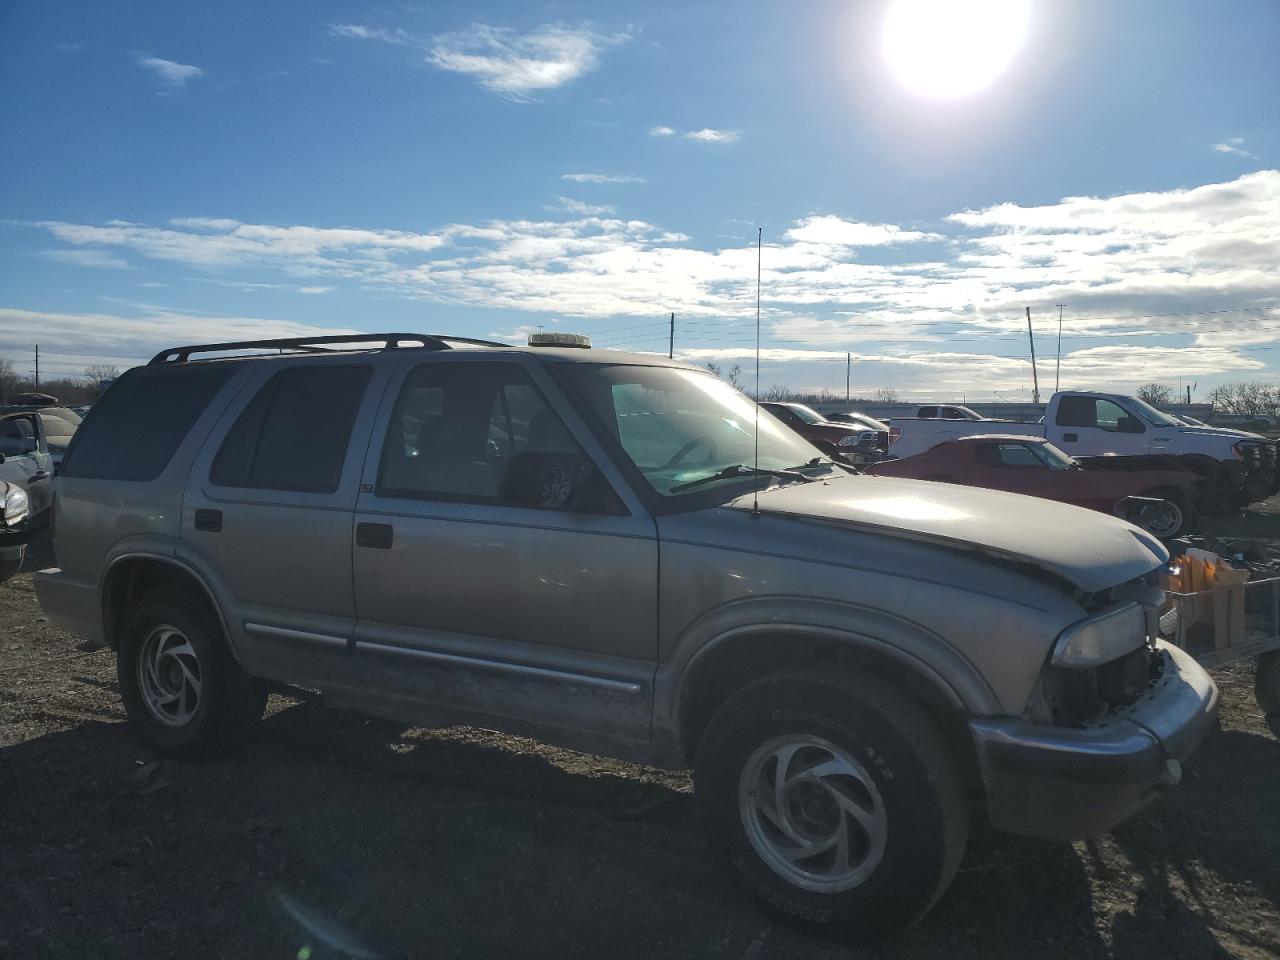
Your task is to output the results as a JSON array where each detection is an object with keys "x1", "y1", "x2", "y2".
[
  {"x1": 60, "y1": 363, "x2": 240, "y2": 481},
  {"x1": 211, "y1": 364, "x2": 371, "y2": 493}
]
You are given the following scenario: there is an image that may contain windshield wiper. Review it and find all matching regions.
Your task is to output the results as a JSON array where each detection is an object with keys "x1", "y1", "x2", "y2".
[{"x1": 670, "y1": 464, "x2": 811, "y2": 494}]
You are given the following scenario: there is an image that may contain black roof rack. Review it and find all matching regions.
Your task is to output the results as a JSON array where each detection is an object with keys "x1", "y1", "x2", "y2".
[{"x1": 148, "y1": 333, "x2": 508, "y2": 365}]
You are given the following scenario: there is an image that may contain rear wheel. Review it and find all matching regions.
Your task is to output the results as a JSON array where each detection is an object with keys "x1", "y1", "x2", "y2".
[
  {"x1": 1136, "y1": 487, "x2": 1195, "y2": 539},
  {"x1": 694, "y1": 669, "x2": 968, "y2": 939},
  {"x1": 117, "y1": 587, "x2": 267, "y2": 758}
]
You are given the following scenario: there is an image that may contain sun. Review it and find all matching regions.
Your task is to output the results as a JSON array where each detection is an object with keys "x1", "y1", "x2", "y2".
[{"x1": 882, "y1": 0, "x2": 1031, "y2": 99}]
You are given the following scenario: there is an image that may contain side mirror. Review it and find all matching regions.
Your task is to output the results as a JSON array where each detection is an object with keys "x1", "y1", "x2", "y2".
[{"x1": 500, "y1": 451, "x2": 596, "y2": 510}]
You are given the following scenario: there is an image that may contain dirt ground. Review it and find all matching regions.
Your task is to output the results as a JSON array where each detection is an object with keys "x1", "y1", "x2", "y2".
[{"x1": 3, "y1": 522, "x2": 1280, "y2": 960}]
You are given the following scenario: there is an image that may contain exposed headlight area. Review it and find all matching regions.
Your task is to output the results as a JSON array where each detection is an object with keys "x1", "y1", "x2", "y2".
[
  {"x1": 2, "y1": 484, "x2": 29, "y2": 527},
  {"x1": 1026, "y1": 581, "x2": 1167, "y2": 726}
]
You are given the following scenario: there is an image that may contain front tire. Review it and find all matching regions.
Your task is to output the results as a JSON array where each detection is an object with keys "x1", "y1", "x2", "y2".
[
  {"x1": 117, "y1": 587, "x2": 266, "y2": 758},
  {"x1": 694, "y1": 669, "x2": 968, "y2": 938},
  {"x1": 1136, "y1": 487, "x2": 1195, "y2": 539}
]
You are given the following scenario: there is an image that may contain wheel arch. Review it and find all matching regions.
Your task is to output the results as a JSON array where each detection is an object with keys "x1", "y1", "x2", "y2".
[
  {"x1": 660, "y1": 598, "x2": 1000, "y2": 773},
  {"x1": 101, "y1": 553, "x2": 232, "y2": 657}
]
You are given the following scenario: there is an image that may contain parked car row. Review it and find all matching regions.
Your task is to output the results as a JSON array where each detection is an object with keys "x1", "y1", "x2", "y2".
[{"x1": 33, "y1": 331, "x2": 1218, "y2": 939}]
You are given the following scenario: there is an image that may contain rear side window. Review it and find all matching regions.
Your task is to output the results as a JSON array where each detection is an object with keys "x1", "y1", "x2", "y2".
[
  {"x1": 61, "y1": 363, "x2": 241, "y2": 481},
  {"x1": 211, "y1": 364, "x2": 372, "y2": 493}
]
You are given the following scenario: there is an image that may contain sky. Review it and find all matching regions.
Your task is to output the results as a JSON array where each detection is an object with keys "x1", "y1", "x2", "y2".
[{"x1": 1, "y1": 0, "x2": 1278, "y2": 400}]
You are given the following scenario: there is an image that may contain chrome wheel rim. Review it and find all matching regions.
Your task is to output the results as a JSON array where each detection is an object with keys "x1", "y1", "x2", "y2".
[
  {"x1": 1141, "y1": 500, "x2": 1183, "y2": 538},
  {"x1": 136, "y1": 624, "x2": 202, "y2": 727},
  {"x1": 738, "y1": 734, "x2": 887, "y2": 893}
]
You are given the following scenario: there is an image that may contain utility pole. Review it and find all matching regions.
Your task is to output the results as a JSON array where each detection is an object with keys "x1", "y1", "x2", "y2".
[
  {"x1": 668, "y1": 312, "x2": 674, "y2": 359},
  {"x1": 1187, "y1": 385, "x2": 1192, "y2": 404},
  {"x1": 1054, "y1": 303, "x2": 1065, "y2": 393},
  {"x1": 34, "y1": 345, "x2": 39, "y2": 389},
  {"x1": 1025, "y1": 307, "x2": 1040, "y2": 405},
  {"x1": 846, "y1": 353, "x2": 851, "y2": 403}
]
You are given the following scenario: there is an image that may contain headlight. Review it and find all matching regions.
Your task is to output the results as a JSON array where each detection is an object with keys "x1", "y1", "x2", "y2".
[
  {"x1": 1051, "y1": 602, "x2": 1147, "y2": 668},
  {"x1": 2, "y1": 485, "x2": 29, "y2": 527},
  {"x1": 837, "y1": 434, "x2": 860, "y2": 447}
]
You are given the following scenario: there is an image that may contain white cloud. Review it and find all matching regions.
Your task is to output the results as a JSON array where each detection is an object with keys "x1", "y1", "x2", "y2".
[
  {"x1": 649, "y1": 125, "x2": 675, "y2": 137},
  {"x1": 19, "y1": 171, "x2": 1280, "y2": 394},
  {"x1": 134, "y1": 55, "x2": 203, "y2": 90},
  {"x1": 560, "y1": 172, "x2": 644, "y2": 184},
  {"x1": 297, "y1": 286, "x2": 333, "y2": 295},
  {"x1": 328, "y1": 23, "x2": 414, "y2": 45},
  {"x1": 785, "y1": 216, "x2": 942, "y2": 246},
  {"x1": 684, "y1": 128, "x2": 739, "y2": 144},
  {"x1": 548, "y1": 197, "x2": 616, "y2": 216},
  {"x1": 426, "y1": 23, "x2": 627, "y2": 99},
  {"x1": 0, "y1": 306, "x2": 357, "y2": 379},
  {"x1": 1212, "y1": 137, "x2": 1257, "y2": 159},
  {"x1": 41, "y1": 248, "x2": 131, "y2": 269}
]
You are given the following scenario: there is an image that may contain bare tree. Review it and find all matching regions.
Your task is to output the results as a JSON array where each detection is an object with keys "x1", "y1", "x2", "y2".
[
  {"x1": 83, "y1": 364, "x2": 121, "y2": 397},
  {"x1": 873, "y1": 387, "x2": 900, "y2": 403},
  {"x1": 762, "y1": 385, "x2": 797, "y2": 402},
  {"x1": 704, "y1": 361, "x2": 744, "y2": 391},
  {"x1": 1206, "y1": 381, "x2": 1280, "y2": 416},
  {"x1": 0, "y1": 358, "x2": 18, "y2": 402},
  {"x1": 1136, "y1": 383, "x2": 1173, "y2": 405}
]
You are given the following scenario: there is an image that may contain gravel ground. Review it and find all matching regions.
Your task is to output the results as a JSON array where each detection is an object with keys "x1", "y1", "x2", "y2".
[{"x1": 2, "y1": 530, "x2": 1279, "y2": 960}]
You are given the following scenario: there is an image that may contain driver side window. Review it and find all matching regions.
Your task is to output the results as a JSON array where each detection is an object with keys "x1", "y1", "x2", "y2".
[{"x1": 377, "y1": 362, "x2": 617, "y2": 513}]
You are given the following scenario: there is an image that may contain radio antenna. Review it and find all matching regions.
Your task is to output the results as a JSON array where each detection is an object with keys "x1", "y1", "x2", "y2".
[{"x1": 752, "y1": 225, "x2": 762, "y2": 518}]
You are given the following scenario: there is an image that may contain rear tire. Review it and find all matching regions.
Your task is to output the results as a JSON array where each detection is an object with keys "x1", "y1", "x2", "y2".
[
  {"x1": 694, "y1": 669, "x2": 968, "y2": 939},
  {"x1": 117, "y1": 587, "x2": 267, "y2": 758}
]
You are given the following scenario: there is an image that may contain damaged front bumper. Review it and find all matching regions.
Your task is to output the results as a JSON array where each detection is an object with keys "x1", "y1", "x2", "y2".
[{"x1": 969, "y1": 641, "x2": 1217, "y2": 840}]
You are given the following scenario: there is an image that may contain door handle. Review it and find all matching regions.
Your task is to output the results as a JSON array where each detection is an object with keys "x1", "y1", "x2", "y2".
[
  {"x1": 28, "y1": 472, "x2": 50, "y2": 482},
  {"x1": 356, "y1": 522, "x2": 393, "y2": 549},
  {"x1": 194, "y1": 509, "x2": 223, "y2": 532},
  {"x1": 1062, "y1": 433, "x2": 1078, "y2": 443}
]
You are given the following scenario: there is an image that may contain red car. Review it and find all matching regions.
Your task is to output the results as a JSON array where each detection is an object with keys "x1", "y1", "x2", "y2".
[
  {"x1": 866, "y1": 434, "x2": 1201, "y2": 538},
  {"x1": 759, "y1": 402, "x2": 889, "y2": 464}
]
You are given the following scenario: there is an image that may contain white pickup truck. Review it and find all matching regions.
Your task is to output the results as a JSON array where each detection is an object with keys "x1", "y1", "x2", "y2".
[{"x1": 890, "y1": 391, "x2": 1279, "y2": 511}]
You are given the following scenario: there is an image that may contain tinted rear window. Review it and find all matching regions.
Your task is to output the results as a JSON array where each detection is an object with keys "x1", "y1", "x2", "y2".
[
  {"x1": 61, "y1": 363, "x2": 241, "y2": 481},
  {"x1": 211, "y1": 364, "x2": 372, "y2": 493}
]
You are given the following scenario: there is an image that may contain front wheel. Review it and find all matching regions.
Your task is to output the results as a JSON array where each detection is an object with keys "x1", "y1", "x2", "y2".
[
  {"x1": 117, "y1": 587, "x2": 267, "y2": 758},
  {"x1": 1136, "y1": 488, "x2": 1196, "y2": 539},
  {"x1": 694, "y1": 669, "x2": 968, "y2": 938}
]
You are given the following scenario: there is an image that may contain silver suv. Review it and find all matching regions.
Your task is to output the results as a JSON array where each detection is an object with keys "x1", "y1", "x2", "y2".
[{"x1": 36, "y1": 332, "x2": 1217, "y2": 938}]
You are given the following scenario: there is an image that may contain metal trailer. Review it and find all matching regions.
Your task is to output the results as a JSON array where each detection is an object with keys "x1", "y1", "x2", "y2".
[{"x1": 1161, "y1": 572, "x2": 1280, "y2": 714}]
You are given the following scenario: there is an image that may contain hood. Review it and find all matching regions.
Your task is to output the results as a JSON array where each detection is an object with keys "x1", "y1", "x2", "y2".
[
  {"x1": 1176, "y1": 424, "x2": 1267, "y2": 442},
  {"x1": 809, "y1": 422, "x2": 863, "y2": 437},
  {"x1": 726, "y1": 475, "x2": 1167, "y2": 592}
]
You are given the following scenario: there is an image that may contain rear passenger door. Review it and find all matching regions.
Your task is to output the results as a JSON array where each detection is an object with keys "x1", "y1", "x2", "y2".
[
  {"x1": 180, "y1": 358, "x2": 391, "y2": 690},
  {"x1": 351, "y1": 356, "x2": 658, "y2": 746}
]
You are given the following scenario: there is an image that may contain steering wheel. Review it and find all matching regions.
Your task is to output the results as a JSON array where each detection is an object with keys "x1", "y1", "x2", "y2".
[{"x1": 666, "y1": 435, "x2": 717, "y2": 468}]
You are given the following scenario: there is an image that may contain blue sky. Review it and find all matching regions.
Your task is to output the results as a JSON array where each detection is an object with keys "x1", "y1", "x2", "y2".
[{"x1": 1, "y1": 0, "x2": 1277, "y2": 399}]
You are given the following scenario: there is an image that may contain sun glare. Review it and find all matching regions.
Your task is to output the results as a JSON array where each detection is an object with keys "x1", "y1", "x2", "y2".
[{"x1": 882, "y1": 0, "x2": 1031, "y2": 99}]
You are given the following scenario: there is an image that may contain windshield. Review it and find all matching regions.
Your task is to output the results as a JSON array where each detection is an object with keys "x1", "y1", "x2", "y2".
[
  {"x1": 1127, "y1": 396, "x2": 1181, "y2": 427},
  {"x1": 786, "y1": 403, "x2": 826, "y2": 425},
  {"x1": 559, "y1": 364, "x2": 833, "y2": 497},
  {"x1": 1031, "y1": 442, "x2": 1076, "y2": 470}
]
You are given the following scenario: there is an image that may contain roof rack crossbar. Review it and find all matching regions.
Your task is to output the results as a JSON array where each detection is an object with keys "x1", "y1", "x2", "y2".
[{"x1": 147, "y1": 333, "x2": 507, "y2": 365}]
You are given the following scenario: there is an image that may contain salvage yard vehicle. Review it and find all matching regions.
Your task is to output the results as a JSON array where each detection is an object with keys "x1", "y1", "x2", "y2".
[
  {"x1": 915, "y1": 404, "x2": 983, "y2": 421},
  {"x1": 890, "y1": 390, "x2": 1278, "y2": 512},
  {"x1": 758, "y1": 401, "x2": 889, "y2": 465},
  {"x1": 35, "y1": 333, "x2": 1218, "y2": 938},
  {"x1": 0, "y1": 409, "x2": 55, "y2": 524},
  {"x1": 867, "y1": 434, "x2": 1202, "y2": 539},
  {"x1": 0, "y1": 479, "x2": 32, "y2": 582}
]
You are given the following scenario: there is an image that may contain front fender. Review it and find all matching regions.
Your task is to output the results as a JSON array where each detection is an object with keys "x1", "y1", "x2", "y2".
[{"x1": 652, "y1": 595, "x2": 1004, "y2": 758}]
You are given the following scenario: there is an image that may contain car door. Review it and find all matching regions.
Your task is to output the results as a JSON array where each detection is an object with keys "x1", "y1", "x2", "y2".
[
  {"x1": 0, "y1": 412, "x2": 53, "y2": 519},
  {"x1": 351, "y1": 355, "x2": 658, "y2": 746},
  {"x1": 180, "y1": 357, "x2": 392, "y2": 690},
  {"x1": 1053, "y1": 396, "x2": 1150, "y2": 457}
]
